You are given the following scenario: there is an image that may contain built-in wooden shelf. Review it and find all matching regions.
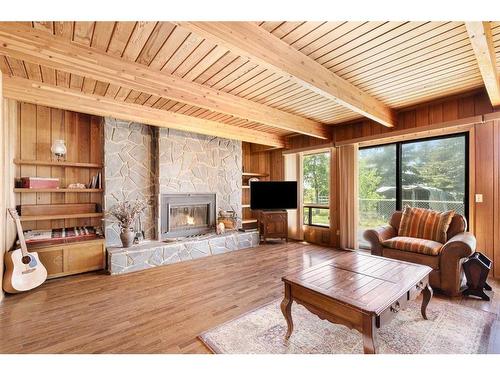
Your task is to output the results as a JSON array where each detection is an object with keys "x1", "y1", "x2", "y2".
[
  {"x1": 242, "y1": 185, "x2": 250, "y2": 189},
  {"x1": 242, "y1": 219, "x2": 257, "y2": 224},
  {"x1": 14, "y1": 188, "x2": 103, "y2": 193},
  {"x1": 19, "y1": 212, "x2": 104, "y2": 222},
  {"x1": 242, "y1": 204, "x2": 251, "y2": 208},
  {"x1": 242, "y1": 172, "x2": 269, "y2": 177},
  {"x1": 14, "y1": 159, "x2": 103, "y2": 168}
]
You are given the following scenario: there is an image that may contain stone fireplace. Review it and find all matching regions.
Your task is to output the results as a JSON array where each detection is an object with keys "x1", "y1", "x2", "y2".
[
  {"x1": 104, "y1": 119, "x2": 242, "y2": 246},
  {"x1": 104, "y1": 119, "x2": 258, "y2": 275},
  {"x1": 160, "y1": 193, "x2": 216, "y2": 239}
]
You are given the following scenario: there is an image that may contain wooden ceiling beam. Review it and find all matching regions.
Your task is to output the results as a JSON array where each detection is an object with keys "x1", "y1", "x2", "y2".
[
  {"x1": 0, "y1": 23, "x2": 329, "y2": 139},
  {"x1": 465, "y1": 22, "x2": 500, "y2": 107},
  {"x1": 176, "y1": 22, "x2": 397, "y2": 128},
  {"x1": 3, "y1": 75, "x2": 286, "y2": 148}
]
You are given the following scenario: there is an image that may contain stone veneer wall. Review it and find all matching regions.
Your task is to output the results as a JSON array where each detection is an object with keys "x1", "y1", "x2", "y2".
[
  {"x1": 104, "y1": 120, "x2": 242, "y2": 246},
  {"x1": 104, "y1": 119, "x2": 157, "y2": 246},
  {"x1": 157, "y1": 128, "x2": 242, "y2": 235}
]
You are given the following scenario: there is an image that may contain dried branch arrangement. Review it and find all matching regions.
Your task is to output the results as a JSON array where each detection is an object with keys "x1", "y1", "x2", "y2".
[{"x1": 106, "y1": 200, "x2": 146, "y2": 230}]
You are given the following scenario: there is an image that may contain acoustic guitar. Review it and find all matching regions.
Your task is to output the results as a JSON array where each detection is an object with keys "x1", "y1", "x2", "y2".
[{"x1": 3, "y1": 208, "x2": 47, "y2": 293}]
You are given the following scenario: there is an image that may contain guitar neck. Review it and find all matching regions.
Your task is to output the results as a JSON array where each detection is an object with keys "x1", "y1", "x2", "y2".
[
  {"x1": 8, "y1": 209, "x2": 29, "y2": 256},
  {"x1": 15, "y1": 220, "x2": 29, "y2": 256}
]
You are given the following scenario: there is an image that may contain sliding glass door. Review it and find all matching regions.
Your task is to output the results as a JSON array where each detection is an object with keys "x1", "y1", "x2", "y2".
[
  {"x1": 358, "y1": 144, "x2": 397, "y2": 245},
  {"x1": 358, "y1": 133, "x2": 468, "y2": 247}
]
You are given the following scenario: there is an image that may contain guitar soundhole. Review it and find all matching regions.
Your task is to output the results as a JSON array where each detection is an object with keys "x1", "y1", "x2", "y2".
[{"x1": 22, "y1": 255, "x2": 32, "y2": 264}]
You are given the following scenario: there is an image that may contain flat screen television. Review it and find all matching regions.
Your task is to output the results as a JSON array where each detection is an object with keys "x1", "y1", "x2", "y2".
[{"x1": 250, "y1": 181, "x2": 298, "y2": 210}]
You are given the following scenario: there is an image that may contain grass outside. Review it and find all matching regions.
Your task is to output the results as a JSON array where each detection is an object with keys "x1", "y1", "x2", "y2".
[
  {"x1": 304, "y1": 208, "x2": 329, "y2": 226},
  {"x1": 304, "y1": 209, "x2": 386, "y2": 228},
  {"x1": 359, "y1": 217, "x2": 387, "y2": 229}
]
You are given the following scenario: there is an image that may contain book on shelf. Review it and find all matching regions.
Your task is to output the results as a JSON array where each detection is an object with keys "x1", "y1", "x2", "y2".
[
  {"x1": 23, "y1": 226, "x2": 100, "y2": 244},
  {"x1": 88, "y1": 173, "x2": 103, "y2": 189}
]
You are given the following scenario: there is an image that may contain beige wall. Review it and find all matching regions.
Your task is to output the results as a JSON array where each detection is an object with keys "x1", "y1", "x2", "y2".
[
  {"x1": 1, "y1": 91, "x2": 18, "y2": 301},
  {"x1": 0, "y1": 70, "x2": 3, "y2": 302}
]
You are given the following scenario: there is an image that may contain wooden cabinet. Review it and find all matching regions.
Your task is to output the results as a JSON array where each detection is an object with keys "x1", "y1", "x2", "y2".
[
  {"x1": 34, "y1": 239, "x2": 105, "y2": 279},
  {"x1": 258, "y1": 210, "x2": 288, "y2": 243}
]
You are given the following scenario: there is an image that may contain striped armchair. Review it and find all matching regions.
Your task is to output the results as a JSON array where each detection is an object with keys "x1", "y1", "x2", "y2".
[{"x1": 364, "y1": 209, "x2": 476, "y2": 297}]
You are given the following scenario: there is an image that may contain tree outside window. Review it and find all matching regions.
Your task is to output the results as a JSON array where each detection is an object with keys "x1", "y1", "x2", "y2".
[{"x1": 303, "y1": 152, "x2": 330, "y2": 226}]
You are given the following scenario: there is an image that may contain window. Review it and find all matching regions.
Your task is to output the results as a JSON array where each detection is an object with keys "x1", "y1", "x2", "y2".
[
  {"x1": 303, "y1": 151, "x2": 330, "y2": 227},
  {"x1": 358, "y1": 133, "x2": 468, "y2": 247}
]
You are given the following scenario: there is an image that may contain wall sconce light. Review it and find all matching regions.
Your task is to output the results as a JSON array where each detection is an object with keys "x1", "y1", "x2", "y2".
[{"x1": 51, "y1": 139, "x2": 67, "y2": 161}]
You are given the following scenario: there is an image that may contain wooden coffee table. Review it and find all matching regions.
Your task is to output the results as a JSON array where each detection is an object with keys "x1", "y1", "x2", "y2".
[{"x1": 280, "y1": 251, "x2": 433, "y2": 354}]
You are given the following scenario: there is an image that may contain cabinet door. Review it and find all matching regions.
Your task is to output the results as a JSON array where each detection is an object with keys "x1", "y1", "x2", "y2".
[
  {"x1": 266, "y1": 221, "x2": 285, "y2": 234},
  {"x1": 64, "y1": 242, "x2": 104, "y2": 273},
  {"x1": 265, "y1": 213, "x2": 287, "y2": 235},
  {"x1": 37, "y1": 247, "x2": 64, "y2": 278}
]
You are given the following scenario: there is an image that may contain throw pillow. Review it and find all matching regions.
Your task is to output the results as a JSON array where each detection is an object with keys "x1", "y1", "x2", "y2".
[{"x1": 398, "y1": 206, "x2": 455, "y2": 243}]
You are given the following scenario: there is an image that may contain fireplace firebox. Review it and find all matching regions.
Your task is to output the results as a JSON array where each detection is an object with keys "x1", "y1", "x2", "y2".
[{"x1": 160, "y1": 193, "x2": 216, "y2": 239}]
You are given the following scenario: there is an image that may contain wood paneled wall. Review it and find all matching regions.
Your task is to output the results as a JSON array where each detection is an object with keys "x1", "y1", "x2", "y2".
[
  {"x1": 242, "y1": 143, "x2": 285, "y2": 181},
  {"x1": 14, "y1": 103, "x2": 104, "y2": 230},
  {"x1": 287, "y1": 133, "x2": 334, "y2": 151},
  {"x1": 333, "y1": 89, "x2": 495, "y2": 142},
  {"x1": 473, "y1": 118, "x2": 500, "y2": 277}
]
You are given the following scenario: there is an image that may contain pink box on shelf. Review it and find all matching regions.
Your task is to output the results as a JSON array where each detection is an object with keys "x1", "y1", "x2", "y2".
[{"x1": 20, "y1": 177, "x2": 60, "y2": 189}]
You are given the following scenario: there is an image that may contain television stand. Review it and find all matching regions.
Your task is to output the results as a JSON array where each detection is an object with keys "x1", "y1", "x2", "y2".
[{"x1": 258, "y1": 210, "x2": 288, "y2": 243}]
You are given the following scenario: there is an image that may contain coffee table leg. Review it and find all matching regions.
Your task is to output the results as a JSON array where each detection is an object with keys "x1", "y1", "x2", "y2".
[
  {"x1": 280, "y1": 283, "x2": 294, "y2": 339},
  {"x1": 421, "y1": 283, "x2": 433, "y2": 320},
  {"x1": 362, "y1": 315, "x2": 377, "y2": 354}
]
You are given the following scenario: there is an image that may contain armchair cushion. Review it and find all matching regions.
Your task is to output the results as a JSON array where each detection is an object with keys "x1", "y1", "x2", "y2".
[
  {"x1": 382, "y1": 236, "x2": 443, "y2": 256},
  {"x1": 398, "y1": 206, "x2": 455, "y2": 243}
]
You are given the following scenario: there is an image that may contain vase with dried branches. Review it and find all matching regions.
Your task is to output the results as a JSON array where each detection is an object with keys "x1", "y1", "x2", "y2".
[{"x1": 107, "y1": 200, "x2": 146, "y2": 247}]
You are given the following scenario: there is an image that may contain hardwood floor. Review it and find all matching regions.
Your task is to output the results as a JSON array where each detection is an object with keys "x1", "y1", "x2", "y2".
[{"x1": 0, "y1": 242, "x2": 499, "y2": 353}]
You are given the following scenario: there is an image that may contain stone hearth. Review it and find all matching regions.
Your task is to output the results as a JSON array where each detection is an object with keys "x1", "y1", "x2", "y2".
[{"x1": 107, "y1": 231, "x2": 259, "y2": 275}]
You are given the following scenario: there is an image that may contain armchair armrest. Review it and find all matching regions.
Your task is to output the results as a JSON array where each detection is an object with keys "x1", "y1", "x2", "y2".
[
  {"x1": 363, "y1": 225, "x2": 396, "y2": 256},
  {"x1": 441, "y1": 232, "x2": 476, "y2": 259},
  {"x1": 439, "y1": 232, "x2": 476, "y2": 296}
]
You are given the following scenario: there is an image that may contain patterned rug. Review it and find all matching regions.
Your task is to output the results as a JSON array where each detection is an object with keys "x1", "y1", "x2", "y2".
[{"x1": 199, "y1": 298, "x2": 496, "y2": 354}]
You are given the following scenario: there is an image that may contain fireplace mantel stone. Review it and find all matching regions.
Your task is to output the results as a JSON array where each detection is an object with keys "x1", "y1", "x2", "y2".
[{"x1": 107, "y1": 231, "x2": 259, "y2": 275}]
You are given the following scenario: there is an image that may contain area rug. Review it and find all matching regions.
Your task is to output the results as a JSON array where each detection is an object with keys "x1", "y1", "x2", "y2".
[{"x1": 199, "y1": 298, "x2": 496, "y2": 354}]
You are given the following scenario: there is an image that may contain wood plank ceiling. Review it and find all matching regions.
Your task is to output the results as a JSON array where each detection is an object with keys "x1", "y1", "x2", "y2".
[{"x1": 0, "y1": 21, "x2": 498, "y2": 146}]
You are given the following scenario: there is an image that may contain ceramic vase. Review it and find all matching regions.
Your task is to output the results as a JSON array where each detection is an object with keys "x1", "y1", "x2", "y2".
[{"x1": 120, "y1": 228, "x2": 135, "y2": 248}]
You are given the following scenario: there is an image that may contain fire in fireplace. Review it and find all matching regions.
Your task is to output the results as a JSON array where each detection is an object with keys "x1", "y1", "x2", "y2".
[
  {"x1": 160, "y1": 193, "x2": 216, "y2": 239},
  {"x1": 169, "y1": 204, "x2": 208, "y2": 231}
]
